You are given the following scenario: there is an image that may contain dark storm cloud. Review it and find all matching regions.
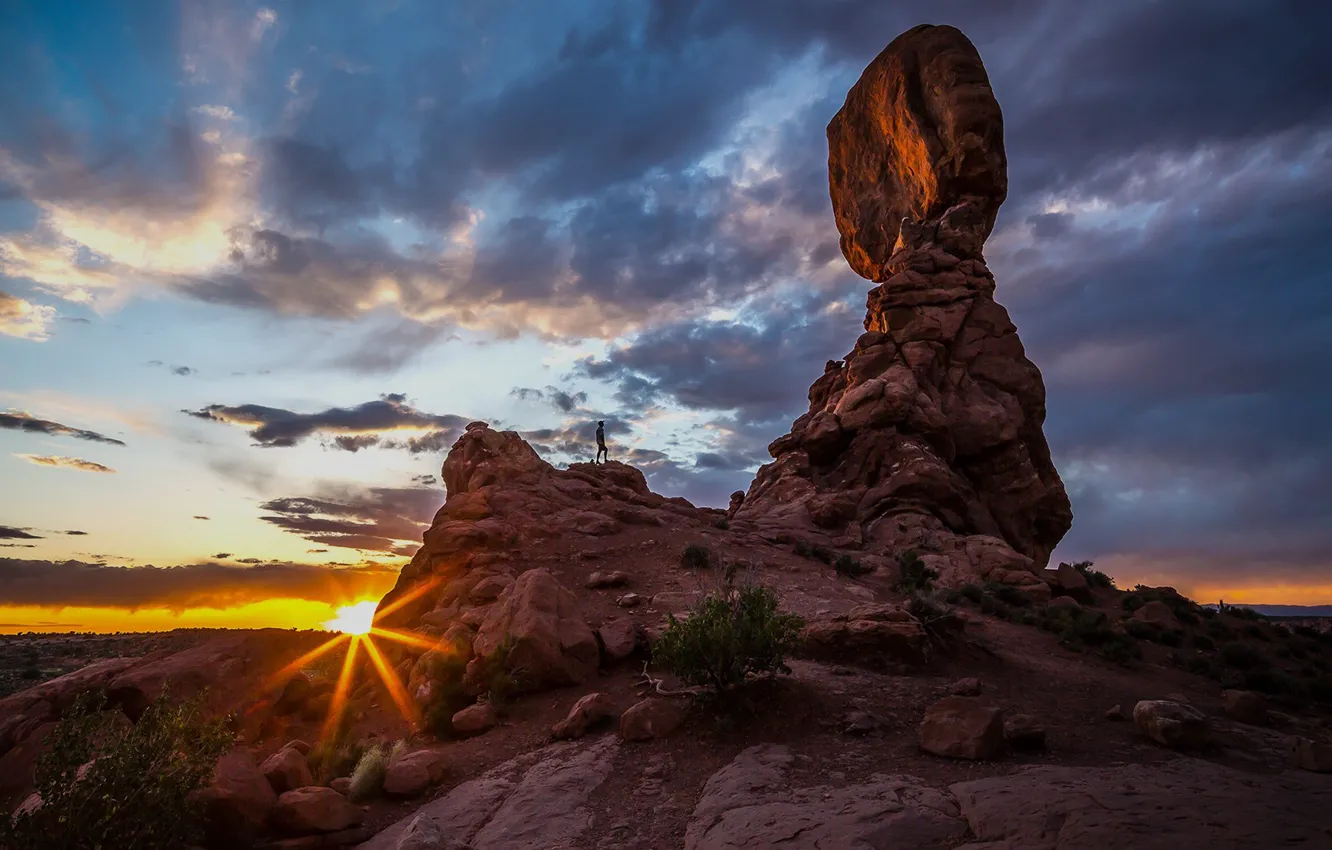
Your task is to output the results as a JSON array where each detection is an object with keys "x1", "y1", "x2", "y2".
[
  {"x1": 258, "y1": 485, "x2": 439, "y2": 553},
  {"x1": 0, "y1": 557, "x2": 400, "y2": 611},
  {"x1": 185, "y1": 393, "x2": 468, "y2": 449},
  {"x1": 0, "y1": 411, "x2": 126, "y2": 446},
  {"x1": 511, "y1": 386, "x2": 589, "y2": 415},
  {"x1": 0, "y1": 527, "x2": 42, "y2": 540}
]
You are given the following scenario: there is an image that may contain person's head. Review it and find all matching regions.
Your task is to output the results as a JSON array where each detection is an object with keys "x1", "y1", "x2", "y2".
[{"x1": 597, "y1": 420, "x2": 604, "y2": 426}]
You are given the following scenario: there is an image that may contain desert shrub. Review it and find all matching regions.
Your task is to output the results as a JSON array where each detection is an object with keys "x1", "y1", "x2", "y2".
[
  {"x1": 1191, "y1": 634, "x2": 1216, "y2": 652},
  {"x1": 833, "y1": 554, "x2": 871, "y2": 578},
  {"x1": 907, "y1": 591, "x2": 964, "y2": 643},
  {"x1": 1037, "y1": 606, "x2": 1140, "y2": 665},
  {"x1": 1229, "y1": 606, "x2": 1265, "y2": 622},
  {"x1": 960, "y1": 583, "x2": 985, "y2": 603},
  {"x1": 307, "y1": 738, "x2": 364, "y2": 782},
  {"x1": 979, "y1": 594, "x2": 1012, "y2": 619},
  {"x1": 20, "y1": 664, "x2": 41, "y2": 680},
  {"x1": 1293, "y1": 625, "x2": 1321, "y2": 641},
  {"x1": 418, "y1": 649, "x2": 470, "y2": 737},
  {"x1": 1207, "y1": 619, "x2": 1236, "y2": 640},
  {"x1": 810, "y1": 545, "x2": 834, "y2": 565},
  {"x1": 714, "y1": 517, "x2": 730, "y2": 530},
  {"x1": 348, "y1": 740, "x2": 403, "y2": 802},
  {"x1": 983, "y1": 581, "x2": 1033, "y2": 608},
  {"x1": 473, "y1": 637, "x2": 524, "y2": 708},
  {"x1": 1244, "y1": 623, "x2": 1271, "y2": 642},
  {"x1": 892, "y1": 550, "x2": 936, "y2": 594},
  {"x1": 0, "y1": 689, "x2": 233, "y2": 850},
  {"x1": 1071, "y1": 560, "x2": 1116, "y2": 589},
  {"x1": 793, "y1": 540, "x2": 812, "y2": 558},
  {"x1": 1219, "y1": 642, "x2": 1269, "y2": 670},
  {"x1": 652, "y1": 577, "x2": 804, "y2": 696},
  {"x1": 681, "y1": 544, "x2": 713, "y2": 571},
  {"x1": 1123, "y1": 619, "x2": 1156, "y2": 640}
]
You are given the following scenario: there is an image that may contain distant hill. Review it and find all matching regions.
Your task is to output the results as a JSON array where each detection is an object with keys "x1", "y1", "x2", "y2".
[{"x1": 1202, "y1": 604, "x2": 1332, "y2": 618}]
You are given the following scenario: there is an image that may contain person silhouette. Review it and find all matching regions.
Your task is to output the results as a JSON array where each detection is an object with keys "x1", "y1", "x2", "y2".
[{"x1": 595, "y1": 420, "x2": 608, "y2": 464}]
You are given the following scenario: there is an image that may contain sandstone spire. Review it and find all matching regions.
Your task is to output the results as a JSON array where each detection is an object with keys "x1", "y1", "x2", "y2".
[{"x1": 734, "y1": 24, "x2": 1072, "y2": 590}]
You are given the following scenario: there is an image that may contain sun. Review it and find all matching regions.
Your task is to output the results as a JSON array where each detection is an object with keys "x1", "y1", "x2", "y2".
[{"x1": 323, "y1": 600, "x2": 377, "y2": 635}]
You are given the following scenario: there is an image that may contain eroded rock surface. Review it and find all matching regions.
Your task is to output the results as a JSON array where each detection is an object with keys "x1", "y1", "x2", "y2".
[{"x1": 735, "y1": 24, "x2": 1070, "y2": 590}]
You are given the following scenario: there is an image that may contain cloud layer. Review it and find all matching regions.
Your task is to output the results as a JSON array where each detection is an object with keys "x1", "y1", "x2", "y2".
[
  {"x1": 0, "y1": 411, "x2": 126, "y2": 446},
  {"x1": 16, "y1": 454, "x2": 116, "y2": 473}
]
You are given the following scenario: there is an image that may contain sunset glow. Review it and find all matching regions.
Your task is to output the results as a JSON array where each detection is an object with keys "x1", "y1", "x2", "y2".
[{"x1": 323, "y1": 600, "x2": 378, "y2": 635}]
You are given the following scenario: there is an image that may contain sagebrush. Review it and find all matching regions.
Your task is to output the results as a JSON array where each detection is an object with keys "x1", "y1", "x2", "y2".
[
  {"x1": 892, "y1": 550, "x2": 936, "y2": 593},
  {"x1": 652, "y1": 576, "x2": 804, "y2": 695},
  {"x1": 0, "y1": 688, "x2": 233, "y2": 850},
  {"x1": 348, "y1": 740, "x2": 403, "y2": 802}
]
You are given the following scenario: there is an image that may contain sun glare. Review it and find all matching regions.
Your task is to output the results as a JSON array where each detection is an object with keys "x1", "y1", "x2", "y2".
[{"x1": 324, "y1": 600, "x2": 377, "y2": 634}]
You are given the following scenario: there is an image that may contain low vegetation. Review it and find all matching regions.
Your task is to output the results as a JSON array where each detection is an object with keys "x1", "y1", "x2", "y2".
[
  {"x1": 680, "y1": 543, "x2": 714, "y2": 571},
  {"x1": 892, "y1": 550, "x2": 937, "y2": 594},
  {"x1": 348, "y1": 740, "x2": 403, "y2": 802},
  {"x1": 833, "y1": 554, "x2": 872, "y2": 578},
  {"x1": 1070, "y1": 560, "x2": 1116, "y2": 589},
  {"x1": 308, "y1": 737, "x2": 366, "y2": 783},
  {"x1": 653, "y1": 573, "x2": 805, "y2": 697},
  {"x1": 0, "y1": 689, "x2": 234, "y2": 850}
]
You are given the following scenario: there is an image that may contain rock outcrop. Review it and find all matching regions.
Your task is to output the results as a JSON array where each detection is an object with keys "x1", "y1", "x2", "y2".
[{"x1": 734, "y1": 24, "x2": 1071, "y2": 590}]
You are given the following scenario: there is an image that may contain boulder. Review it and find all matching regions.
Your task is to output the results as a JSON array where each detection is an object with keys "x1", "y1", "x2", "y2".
[
  {"x1": 451, "y1": 703, "x2": 498, "y2": 738},
  {"x1": 1046, "y1": 596, "x2": 1082, "y2": 614},
  {"x1": 283, "y1": 739, "x2": 312, "y2": 756},
  {"x1": 1290, "y1": 736, "x2": 1332, "y2": 773},
  {"x1": 468, "y1": 575, "x2": 513, "y2": 604},
  {"x1": 193, "y1": 748, "x2": 277, "y2": 849},
  {"x1": 330, "y1": 777, "x2": 351, "y2": 795},
  {"x1": 260, "y1": 746, "x2": 314, "y2": 794},
  {"x1": 617, "y1": 592, "x2": 645, "y2": 608},
  {"x1": 597, "y1": 619, "x2": 640, "y2": 664},
  {"x1": 620, "y1": 699, "x2": 687, "y2": 741},
  {"x1": 1004, "y1": 714, "x2": 1046, "y2": 750},
  {"x1": 919, "y1": 696, "x2": 1005, "y2": 760},
  {"x1": 1222, "y1": 690, "x2": 1268, "y2": 726},
  {"x1": 799, "y1": 615, "x2": 928, "y2": 668},
  {"x1": 1133, "y1": 700, "x2": 1209, "y2": 750},
  {"x1": 269, "y1": 786, "x2": 361, "y2": 834},
  {"x1": 1133, "y1": 600, "x2": 1178, "y2": 628},
  {"x1": 585, "y1": 571, "x2": 630, "y2": 589},
  {"x1": 384, "y1": 749, "x2": 449, "y2": 797},
  {"x1": 471, "y1": 568, "x2": 599, "y2": 691},
  {"x1": 552, "y1": 692, "x2": 617, "y2": 741},
  {"x1": 1104, "y1": 704, "x2": 1127, "y2": 722}
]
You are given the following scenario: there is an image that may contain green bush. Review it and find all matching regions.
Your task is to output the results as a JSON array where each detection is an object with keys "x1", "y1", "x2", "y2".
[
  {"x1": 307, "y1": 739, "x2": 364, "y2": 783},
  {"x1": 1245, "y1": 623, "x2": 1271, "y2": 642},
  {"x1": 892, "y1": 550, "x2": 936, "y2": 594},
  {"x1": 1037, "y1": 606, "x2": 1140, "y2": 665},
  {"x1": 1191, "y1": 634, "x2": 1216, "y2": 652},
  {"x1": 1229, "y1": 606, "x2": 1265, "y2": 622},
  {"x1": 472, "y1": 637, "x2": 524, "y2": 708},
  {"x1": 792, "y1": 540, "x2": 812, "y2": 558},
  {"x1": 681, "y1": 543, "x2": 713, "y2": 571},
  {"x1": 0, "y1": 689, "x2": 233, "y2": 850},
  {"x1": 1071, "y1": 560, "x2": 1116, "y2": 589},
  {"x1": 652, "y1": 578, "x2": 804, "y2": 695},
  {"x1": 908, "y1": 591, "x2": 964, "y2": 643},
  {"x1": 1123, "y1": 619, "x2": 1156, "y2": 640},
  {"x1": 348, "y1": 740, "x2": 402, "y2": 802},
  {"x1": 714, "y1": 517, "x2": 730, "y2": 530},
  {"x1": 983, "y1": 581, "x2": 1033, "y2": 608},
  {"x1": 417, "y1": 650, "x2": 470, "y2": 738},
  {"x1": 810, "y1": 545, "x2": 834, "y2": 565},
  {"x1": 833, "y1": 554, "x2": 871, "y2": 578},
  {"x1": 960, "y1": 583, "x2": 985, "y2": 603},
  {"x1": 1219, "y1": 642, "x2": 1269, "y2": 670}
]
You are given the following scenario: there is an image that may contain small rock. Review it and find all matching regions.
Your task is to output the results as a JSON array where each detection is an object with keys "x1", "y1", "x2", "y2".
[
  {"x1": 261, "y1": 746, "x2": 315, "y2": 794},
  {"x1": 329, "y1": 777, "x2": 351, "y2": 795},
  {"x1": 950, "y1": 677, "x2": 982, "y2": 696},
  {"x1": 843, "y1": 710, "x2": 885, "y2": 736},
  {"x1": 619, "y1": 698, "x2": 687, "y2": 741},
  {"x1": 396, "y1": 814, "x2": 445, "y2": 850},
  {"x1": 552, "y1": 692, "x2": 617, "y2": 740},
  {"x1": 1004, "y1": 714, "x2": 1046, "y2": 750},
  {"x1": 831, "y1": 666, "x2": 856, "y2": 676},
  {"x1": 452, "y1": 703, "x2": 498, "y2": 737},
  {"x1": 1289, "y1": 736, "x2": 1332, "y2": 773},
  {"x1": 617, "y1": 593, "x2": 644, "y2": 608},
  {"x1": 269, "y1": 786, "x2": 361, "y2": 834},
  {"x1": 282, "y1": 739, "x2": 312, "y2": 756},
  {"x1": 468, "y1": 575, "x2": 513, "y2": 604},
  {"x1": 15, "y1": 792, "x2": 41, "y2": 818},
  {"x1": 1134, "y1": 700, "x2": 1209, "y2": 750},
  {"x1": 597, "y1": 619, "x2": 640, "y2": 663},
  {"x1": 1222, "y1": 690, "x2": 1268, "y2": 726},
  {"x1": 585, "y1": 571, "x2": 630, "y2": 589},
  {"x1": 383, "y1": 749, "x2": 448, "y2": 797},
  {"x1": 1105, "y1": 704, "x2": 1127, "y2": 721},
  {"x1": 919, "y1": 696, "x2": 1005, "y2": 760}
]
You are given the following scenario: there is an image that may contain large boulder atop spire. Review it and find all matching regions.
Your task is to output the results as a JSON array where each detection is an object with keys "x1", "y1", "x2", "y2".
[
  {"x1": 734, "y1": 25, "x2": 1070, "y2": 590},
  {"x1": 828, "y1": 24, "x2": 1007, "y2": 281}
]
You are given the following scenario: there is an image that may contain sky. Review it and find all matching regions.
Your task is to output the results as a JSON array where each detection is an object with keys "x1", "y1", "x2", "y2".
[{"x1": 1, "y1": 0, "x2": 1330, "y2": 632}]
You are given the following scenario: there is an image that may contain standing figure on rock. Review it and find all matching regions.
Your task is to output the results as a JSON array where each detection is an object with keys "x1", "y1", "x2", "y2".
[{"x1": 595, "y1": 420, "x2": 608, "y2": 464}]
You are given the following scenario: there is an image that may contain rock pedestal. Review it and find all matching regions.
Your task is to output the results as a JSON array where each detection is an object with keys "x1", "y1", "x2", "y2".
[{"x1": 734, "y1": 24, "x2": 1071, "y2": 589}]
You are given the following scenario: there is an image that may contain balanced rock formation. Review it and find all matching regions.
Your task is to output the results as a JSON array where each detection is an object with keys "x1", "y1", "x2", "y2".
[{"x1": 734, "y1": 24, "x2": 1071, "y2": 590}]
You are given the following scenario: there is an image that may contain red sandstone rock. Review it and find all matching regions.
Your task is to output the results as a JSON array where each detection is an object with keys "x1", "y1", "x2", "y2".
[
  {"x1": 269, "y1": 786, "x2": 361, "y2": 834},
  {"x1": 733, "y1": 25, "x2": 1070, "y2": 591},
  {"x1": 471, "y1": 568, "x2": 600, "y2": 691},
  {"x1": 919, "y1": 696, "x2": 1005, "y2": 760}
]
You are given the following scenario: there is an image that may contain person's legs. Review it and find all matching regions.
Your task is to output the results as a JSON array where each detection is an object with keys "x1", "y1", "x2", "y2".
[{"x1": 596, "y1": 445, "x2": 607, "y2": 463}]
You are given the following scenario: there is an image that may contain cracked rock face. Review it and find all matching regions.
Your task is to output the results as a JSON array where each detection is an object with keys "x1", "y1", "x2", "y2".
[{"x1": 734, "y1": 24, "x2": 1071, "y2": 587}]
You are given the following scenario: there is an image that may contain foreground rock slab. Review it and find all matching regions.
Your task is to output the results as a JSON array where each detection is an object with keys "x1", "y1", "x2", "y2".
[
  {"x1": 920, "y1": 696, "x2": 1005, "y2": 760},
  {"x1": 951, "y1": 759, "x2": 1332, "y2": 848},
  {"x1": 685, "y1": 744, "x2": 966, "y2": 849},
  {"x1": 358, "y1": 738, "x2": 619, "y2": 850},
  {"x1": 270, "y1": 786, "x2": 361, "y2": 835}
]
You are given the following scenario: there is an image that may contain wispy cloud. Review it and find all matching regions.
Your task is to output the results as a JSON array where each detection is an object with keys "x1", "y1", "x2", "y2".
[
  {"x1": 0, "y1": 410, "x2": 126, "y2": 446},
  {"x1": 0, "y1": 290, "x2": 57, "y2": 341},
  {"x1": 17, "y1": 454, "x2": 116, "y2": 473}
]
